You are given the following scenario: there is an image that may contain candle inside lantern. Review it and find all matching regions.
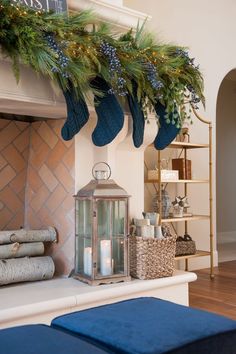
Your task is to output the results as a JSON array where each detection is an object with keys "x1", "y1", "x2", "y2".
[
  {"x1": 84, "y1": 247, "x2": 92, "y2": 276},
  {"x1": 100, "y1": 240, "x2": 112, "y2": 276}
]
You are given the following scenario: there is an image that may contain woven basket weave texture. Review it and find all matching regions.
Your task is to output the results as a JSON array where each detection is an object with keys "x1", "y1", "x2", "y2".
[
  {"x1": 129, "y1": 235, "x2": 176, "y2": 280},
  {"x1": 175, "y1": 240, "x2": 196, "y2": 256}
]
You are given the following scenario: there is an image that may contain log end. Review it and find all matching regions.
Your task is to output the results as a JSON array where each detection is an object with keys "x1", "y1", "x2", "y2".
[{"x1": 48, "y1": 227, "x2": 57, "y2": 243}]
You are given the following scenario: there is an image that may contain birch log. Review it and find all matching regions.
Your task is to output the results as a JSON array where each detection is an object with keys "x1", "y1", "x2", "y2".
[
  {"x1": 0, "y1": 242, "x2": 44, "y2": 259},
  {"x1": 0, "y1": 227, "x2": 57, "y2": 245},
  {"x1": 0, "y1": 257, "x2": 55, "y2": 285}
]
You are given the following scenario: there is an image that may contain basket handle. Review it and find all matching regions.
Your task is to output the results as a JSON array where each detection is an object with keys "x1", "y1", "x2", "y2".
[{"x1": 183, "y1": 234, "x2": 192, "y2": 241}]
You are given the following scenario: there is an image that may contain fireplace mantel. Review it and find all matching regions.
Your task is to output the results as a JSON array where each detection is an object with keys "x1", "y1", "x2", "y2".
[
  {"x1": 0, "y1": 1, "x2": 149, "y2": 118},
  {"x1": 68, "y1": 0, "x2": 150, "y2": 31}
]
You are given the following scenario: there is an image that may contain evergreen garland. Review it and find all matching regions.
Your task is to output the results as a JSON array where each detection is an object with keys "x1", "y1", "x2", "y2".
[{"x1": 0, "y1": 0, "x2": 204, "y2": 129}]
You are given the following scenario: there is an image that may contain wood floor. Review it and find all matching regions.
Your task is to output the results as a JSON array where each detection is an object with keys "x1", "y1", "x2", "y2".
[{"x1": 189, "y1": 260, "x2": 236, "y2": 320}]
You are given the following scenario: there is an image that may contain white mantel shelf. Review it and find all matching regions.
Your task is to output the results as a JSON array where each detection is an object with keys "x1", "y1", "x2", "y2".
[
  {"x1": 0, "y1": 270, "x2": 197, "y2": 329},
  {"x1": 68, "y1": 0, "x2": 151, "y2": 31}
]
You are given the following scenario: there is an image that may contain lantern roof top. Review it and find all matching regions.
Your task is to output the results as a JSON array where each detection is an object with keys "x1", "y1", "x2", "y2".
[{"x1": 75, "y1": 179, "x2": 130, "y2": 198}]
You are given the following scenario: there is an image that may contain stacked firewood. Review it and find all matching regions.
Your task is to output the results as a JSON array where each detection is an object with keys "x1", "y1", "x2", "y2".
[{"x1": 0, "y1": 227, "x2": 57, "y2": 286}]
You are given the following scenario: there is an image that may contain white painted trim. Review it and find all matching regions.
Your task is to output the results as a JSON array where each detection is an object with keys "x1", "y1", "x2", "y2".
[
  {"x1": 67, "y1": 0, "x2": 151, "y2": 31},
  {"x1": 217, "y1": 231, "x2": 236, "y2": 244}
]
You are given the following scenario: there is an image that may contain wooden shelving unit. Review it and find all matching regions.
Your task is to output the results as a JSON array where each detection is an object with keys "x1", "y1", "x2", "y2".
[{"x1": 145, "y1": 109, "x2": 214, "y2": 278}]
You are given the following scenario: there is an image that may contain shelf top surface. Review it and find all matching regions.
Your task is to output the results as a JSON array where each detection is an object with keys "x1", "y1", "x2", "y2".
[
  {"x1": 148, "y1": 142, "x2": 209, "y2": 149},
  {"x1": 161, "y1": 215, "x2": 210, "y2": 222},
  {"x1": 145, "y1": 179, "x2": 209, "y2": 184},
  {"x1": 175, "y1": 250, "x2": 210, "y2": 260}
]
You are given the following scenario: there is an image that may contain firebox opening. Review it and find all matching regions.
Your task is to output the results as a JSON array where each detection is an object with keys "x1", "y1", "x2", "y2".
[{"x1": 0, "y1": 114, "x2": 75, "y2": 276}]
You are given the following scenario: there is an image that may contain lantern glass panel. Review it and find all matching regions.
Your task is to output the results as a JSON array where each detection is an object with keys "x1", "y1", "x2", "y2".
[
  {"x1": 75, "y1": 199, "x2": 92, "y2": 277},
  {"x1": 97, "y1": 199, "x2": 126, "y2": 277},
  {"x1": 112, "y1": 200, "x2": 126, "y2": 275}
]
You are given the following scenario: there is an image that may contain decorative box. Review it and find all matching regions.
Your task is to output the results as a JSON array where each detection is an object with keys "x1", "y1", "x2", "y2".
[
  {"x1": 172, "y1": 159, "x2": 192, "y2": 179},
  {"x1": 147, "y1": 169, "x2": 179, "y2": 181}
]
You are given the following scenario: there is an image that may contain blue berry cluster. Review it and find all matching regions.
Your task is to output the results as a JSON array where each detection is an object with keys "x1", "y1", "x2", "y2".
[
  {"x1": 45, "y1": 34, "x2": 69, "y2": 78},
  {"x1": 100, "y1": 41, "x2": 127, "y2": 96},
  {"x1": 175, "y1": 49, "x2": 199, "y2": 70},
  {"x1": 145, "y1": 61, "x2": 164, "y2": 90},
  {"x1": 187, "y1": 85, "x2": 201, "y2": 109}
]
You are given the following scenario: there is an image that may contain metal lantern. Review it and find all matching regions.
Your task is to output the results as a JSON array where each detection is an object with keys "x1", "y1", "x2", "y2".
[{"x1": 74, "y1": 162, "x2": 131, "y2": 285}]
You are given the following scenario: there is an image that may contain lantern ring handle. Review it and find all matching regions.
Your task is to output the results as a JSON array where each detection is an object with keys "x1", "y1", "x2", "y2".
[{"x1": 92, "y1": 162, "x2": 111, "y2": 180}]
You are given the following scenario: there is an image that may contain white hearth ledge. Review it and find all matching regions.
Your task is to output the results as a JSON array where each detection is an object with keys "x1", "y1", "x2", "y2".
[{"x1": 0, "y1": 270, "x2": 197, "y2": 329}]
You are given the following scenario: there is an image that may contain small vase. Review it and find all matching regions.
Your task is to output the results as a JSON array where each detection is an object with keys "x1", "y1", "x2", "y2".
[
  {"x1": 154, "y1": 226, "x2": 164, "y2": 240},
  {"x1": 142, "y1": 212, "x2": 159, "y2": 225},
  {"x1": 153, "y1": 187, "x2": 171, "y2": 219}
]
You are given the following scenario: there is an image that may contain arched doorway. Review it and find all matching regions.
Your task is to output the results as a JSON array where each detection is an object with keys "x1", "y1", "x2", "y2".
[{"x1": 216, "y1": 69, "x2": 236, "y2": 262}]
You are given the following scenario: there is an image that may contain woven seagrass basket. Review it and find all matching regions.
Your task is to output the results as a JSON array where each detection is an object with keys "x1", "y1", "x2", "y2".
[
  {"x1": 129, "y1": 235, "x2": 176, "y2": 280},
  {"x1": 175, "y1": 235, "x2": 196, "y2": 257}
]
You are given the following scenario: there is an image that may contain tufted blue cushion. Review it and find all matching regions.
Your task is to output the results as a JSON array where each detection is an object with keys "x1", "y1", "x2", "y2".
[
  {"x1": 0, "y1": 324, "x2": 109, "y2": 354},
  {"x1": 52, "y1": 297, "x2": 236, "y2": 354}
]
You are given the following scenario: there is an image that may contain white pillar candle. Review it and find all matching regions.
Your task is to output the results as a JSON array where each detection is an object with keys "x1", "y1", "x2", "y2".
[
  {"x1": 84, "y1": 247, "x2": 92, "y2": 276},
  {"x1": 100, "y1": 240, "x2": 112, "y2": 276}
]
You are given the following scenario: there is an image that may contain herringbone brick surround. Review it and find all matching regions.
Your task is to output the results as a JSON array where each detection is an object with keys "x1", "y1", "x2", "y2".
[
  {"x1": 0, "y1": 118, "x2": 75, "y2": 275},
  {"x1": 0, "y1": 119, "x2": 30, "y2": 230}
]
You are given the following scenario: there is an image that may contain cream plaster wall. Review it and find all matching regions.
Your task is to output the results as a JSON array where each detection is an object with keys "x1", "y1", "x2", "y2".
[
  {"x1": 124, "y1": 0, "x2": 236, "y2": 269},
  {"x1": 75, "y1": 113, "x2": 158, "y2": 220},
  {"x1": 217, "y1": 75, "x2": 236, "y2": 244}
]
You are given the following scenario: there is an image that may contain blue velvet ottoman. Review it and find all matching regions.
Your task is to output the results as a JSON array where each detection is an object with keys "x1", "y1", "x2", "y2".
[
  {"x1": 52, "y1": 297, "x2": 236, "y2": 354},
  {"x1": 0, "y1": 324, "x2": 109, "y2": 354}
]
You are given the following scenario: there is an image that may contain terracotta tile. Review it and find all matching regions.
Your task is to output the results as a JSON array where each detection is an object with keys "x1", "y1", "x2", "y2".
[
  {"x1": 31, "y1": 121, "x2": 42, "y2": 131},
  {"x1": 0, "y1": 119, "x2": 10, "y2": 130},
  {"x1": 46, "y1": 184, "x2": 67, "y2": 212},
  {"x1": 13, "y1": 127, "x2": 30, "y2": 153},
  {"x1": 5, "y1": 210, "x2": 24, "y2": 230},
  {"x1": 30, "y1": 128, "x2": 44, "y2": 153},
  {"x1": 53, "y1": 209, "x2": 72, "y2": 240},
  {"x1": 0, "y1": 122, "x2": 21, "y2": 150},
  {"x1": 48, "y1": 119, "x2": 64, "y2": 137},
  {"x1": 30, "y1": 185, "x2": 50, "y2": 213},
  {"x1": 67, "y1": 208, "x2": 75, "y2": 224},
  {"x1": 0, "y1": 201, "x2": 4, "y2": 210},
  {"x1": 62, "y1": 145, "x2": 75, "y2": 172},
  {"x1": 22, "y1": 146, "x2": 30, "y2": 162},
  {"x1": 37, "y1": 207, "x2": 55, "y2": 229},
  {"x1": 3, "y1": 145, "x2": 26, "y2": 173},
  {"x1": 38, "y1": 122, "x2": 58, "y2": 149},
  {"x1": 14, "y1": 121, "x2": 30, "y2": 132},
  {"x1": 0, "y1": 153, "x2": 7, "y2": 171},
  {"x1": 18, "y1": 189, "x2": 26, "y2": 203},
  {"x1": 0, "y1": 186, "x2": 24, "y2": 213},
  {"x1": 0, "y1": 208, "x2": 13, "y2": 230},
  {"x1": 25, "y1": 186, "x2": 36, "y2": 203},
  {"x1": 29, "y1": 141, "x2": 50, "y2": 169},
  {"x1": 0, "y1": 165, "x2": 16, "y2": 190},
  {"x1": 52, "y1": 252, "x2": 67, "y2": 276},
  {"x1": 54, "y1": 163, "x2": 74, "y2": 193},
  {"x1": 61, "y1": 193, "x2": 74, "y2": 212},
  {"x1": 46, "y1": 140, "x2": 67, "y2": 170},
  {"x1": 38, "y1": 164, "x2": 58, "y2": 192},
  {"x1": 25, "y1": 207, "x2": 43, "y2": 229},
  {"x1": 61, "y1": 137, "x2": 74, "y2": 148},
  {"x1": 9, "y1": 169, "x2": 27, "y2": 194},
  {"x1": 27, "y1": 167, "x2": 43, "y2": 192}
]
